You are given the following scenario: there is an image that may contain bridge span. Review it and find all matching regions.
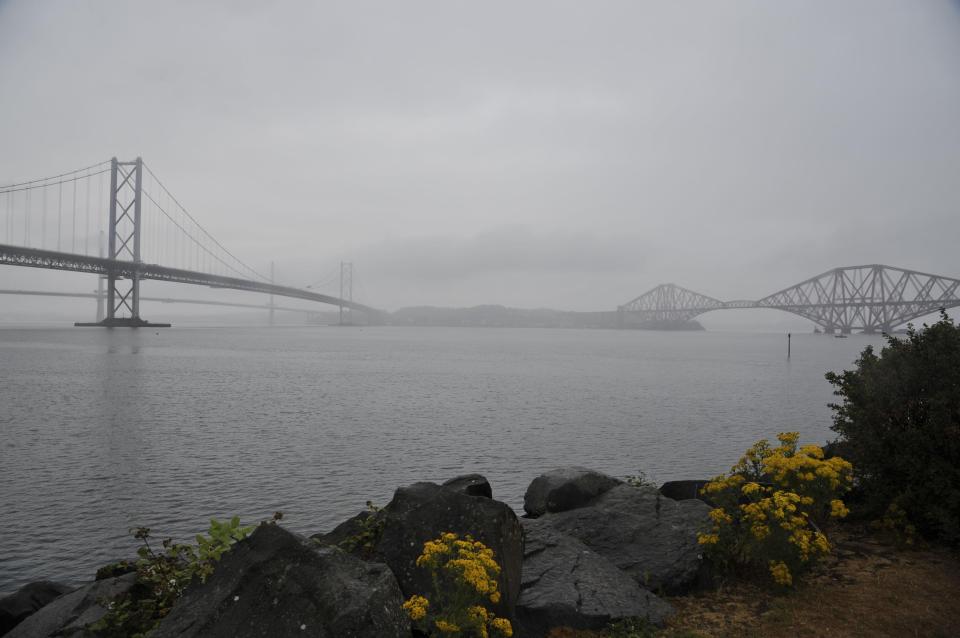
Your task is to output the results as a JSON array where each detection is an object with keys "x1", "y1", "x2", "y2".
[
  {"x1": 0, "y1": 243, "x2": 381, "y2": 321},
  {"x1": 1, "y1": 157, "x2": 381, "y2": 326},
  {"x1": 618, "y1": 265, "x2": 960, "y2": 334}
]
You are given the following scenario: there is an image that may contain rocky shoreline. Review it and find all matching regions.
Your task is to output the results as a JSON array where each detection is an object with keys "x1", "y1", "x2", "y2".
[{"x1": 1, "y1": 468, "x2": 712, "y2": 638}]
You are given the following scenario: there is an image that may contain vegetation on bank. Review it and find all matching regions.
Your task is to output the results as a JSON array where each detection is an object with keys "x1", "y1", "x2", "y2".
[
  {"x1": 826, "y1": 311, "x2": 960, "y2": 545},
  {"x1": 90, "y1": 515, "x2": 275, "y2": 637},
  {"x1": 402, "y1": 533, "x2": 513, "y2": 638},
  {"x1": 697, "y1": 432, "x2": 852, "y2": 586},
  {"x1": 581, "y1": 312, "x2": 960, "y2": 636}
]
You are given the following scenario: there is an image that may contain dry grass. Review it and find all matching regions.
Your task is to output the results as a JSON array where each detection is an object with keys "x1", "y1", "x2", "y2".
[
  {"x1": 546, "y1": 526, "x2": 960, "y2": 638},
  {"x1": 664, "y1": 526, "x2": 960, "y2": 638}
]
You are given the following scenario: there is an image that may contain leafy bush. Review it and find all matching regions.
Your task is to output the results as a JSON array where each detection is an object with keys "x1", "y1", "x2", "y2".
[
  {"x1": 89, "y1": 516, "x2": 260, "y2": 636},
  {"x1": 698, "y1": 433, "x2": 853, "y2": 586},
  {"x1": 402, "y1": 532, "x2": 513, "y2": 637},
  {"x1": 336, "y1": 501, "x2": 385, "y2": 557},
  {"x1": 826, "y1": 311, "x2": 960, "y2": 544}
]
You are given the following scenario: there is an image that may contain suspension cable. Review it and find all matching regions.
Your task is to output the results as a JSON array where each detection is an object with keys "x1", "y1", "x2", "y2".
[
  {"x1": 142, "y1": 162, "x2": 269, "y2": 282},
  {"x1": 141, "y1": 187, "x2": 263, "y2": 281},
  {"x1": 0, "y1": 160, "x2": 110, "y2": 191}
]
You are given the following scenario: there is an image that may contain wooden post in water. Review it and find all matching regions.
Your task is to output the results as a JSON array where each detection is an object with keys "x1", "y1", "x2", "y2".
[{"x1": 788, "y1": 333, "x2": 792, "y2": 358}]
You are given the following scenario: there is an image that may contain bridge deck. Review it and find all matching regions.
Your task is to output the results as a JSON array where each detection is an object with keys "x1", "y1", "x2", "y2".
[{"x1": 0, "y1": 243, "x2": 381, "y2": 316}]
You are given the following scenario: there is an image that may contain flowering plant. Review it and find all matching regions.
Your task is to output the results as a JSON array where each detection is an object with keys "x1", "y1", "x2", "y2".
[
  {"x1": 698, "y1": 433, "x2": 853, "y2": 586},
  {"x1": 402, "y1": 532, "x2": 513, "y2": 637}
]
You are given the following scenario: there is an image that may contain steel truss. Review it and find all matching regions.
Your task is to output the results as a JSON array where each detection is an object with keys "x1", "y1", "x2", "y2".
[{"x1": 618, "y1": 265, "x2": 960, "y2": 333}]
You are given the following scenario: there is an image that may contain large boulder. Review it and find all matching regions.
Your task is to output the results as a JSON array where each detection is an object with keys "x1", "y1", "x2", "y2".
[
  {"x1": 442, "y1": 473, "x2": 493, "y2": 499},
  {"x1": 6, "y1": 574, "x2": 135, "y2": 638},
  {"x1": 516, "y1": 519, "x2": 673, "y2": 638},
  {"x1": 535, "y1": 483, "x2": 711, "y2": 593},
  {"x1": 0, "y1": 581, "x2": 73, "y2": 636},
  {"x1": 524, "y1": 467, "x2": 623, "y2": 517},
  {"x1": 324, "y1": 482, "x2": 524, "y2": 619},
  {"x1": 153, "y1": 524, "x2": 409, "y2": 638}
]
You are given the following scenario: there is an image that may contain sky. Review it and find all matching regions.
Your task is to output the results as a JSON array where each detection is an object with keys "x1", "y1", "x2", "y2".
[{"x1": 1, "y1": 0, "x2": 959, "y2": 324}]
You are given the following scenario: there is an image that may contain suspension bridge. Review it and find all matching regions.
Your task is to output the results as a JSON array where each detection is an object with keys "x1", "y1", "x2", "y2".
[
  {"x1": 0, "y1": 157, "x2": 381, "y2": 326},
  {"x1": 618, "y1": 266, "x2": 960, "y2": 334}
]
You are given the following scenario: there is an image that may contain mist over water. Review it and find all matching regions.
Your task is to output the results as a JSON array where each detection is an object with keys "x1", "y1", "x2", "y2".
[{"x1": 0, "y1": 325, "x2": 882, "y2": 595}]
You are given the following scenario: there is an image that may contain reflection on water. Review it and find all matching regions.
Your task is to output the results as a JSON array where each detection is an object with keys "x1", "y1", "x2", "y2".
[{"x1": 0, "y1": 326, "x2": 882, "y2": 594}]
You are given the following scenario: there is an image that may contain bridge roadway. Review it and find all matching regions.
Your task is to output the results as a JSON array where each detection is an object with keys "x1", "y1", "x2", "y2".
[
  {"x1": 0, "y1": 243, "x2": 381, "y2": 317},
  {"x1": 0, "y1": 289, "x2": 317, "y2": 314}
]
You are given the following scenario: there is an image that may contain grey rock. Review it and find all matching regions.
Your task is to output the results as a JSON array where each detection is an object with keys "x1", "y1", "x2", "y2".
[
  {"x1": 357, "y1": 481, "x2": 523, "y2": 619},
  {"x1": 153, "y1": 524, "x2": 409, "y2": 638},
  {"x1": 659, "y1": 480, "x2": 714, "y2": 506},
  {"x1": 536, "y1": 483, "x2": 711, "y2": 593},
  {"x1": 524, "y1": 467, "x2": 623, "y2": 517},
  {"x1": 442, "y1": 473, "x2": 493, "y2": 499},
  {"x1": 0, "y1": 581, "x2": 73, "y2": 636},
  {"x1": 516, "y1": 519, "x2": 673, "y2": 638},
  {"x1": 6, "y1": 574, "x2": 135, "y2": 638}
]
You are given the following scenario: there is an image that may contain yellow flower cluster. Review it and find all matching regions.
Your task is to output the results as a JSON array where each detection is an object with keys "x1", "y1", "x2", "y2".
[
  {"x1": 830, "y1": 499, "x2": 850, "y2": 519},
  {"x1": 697, "y1": 532, "x2": 720, "y2": 545},
  {"x1": 697, "y1": 433, "x2": 853, "y2": 587},
  {"x1": 444, "y1": 538, "x2": 501, "y2": 598},
  {"x1": 490, "y1": 618, "x2": 513, "y2": 637},
  {"x1": 435, "y1": 619, "x2": 461, "y2": 633},
  {"x1": 403, "y1": 595, "x2": 429, "y2": 621},
  {"x1": 769, "y1": 560, "x2": 792, "y2": 586},
  {"x1": 403, "y1": 532, "x2": 513, "y2": 638}
]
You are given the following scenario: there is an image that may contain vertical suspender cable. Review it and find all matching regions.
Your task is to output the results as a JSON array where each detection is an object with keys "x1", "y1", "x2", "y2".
[
  {"x1": 72, "y1": 176, "x2": 77, "y2": 253},
  {"x1": 24, "y1": 189, "x2": 30, "y2": 246},
  {"x1": 42, "y1": 185, "x2": 47, "y2": 249},
  {"x1": 57, "y1": 181, "x2": 62, "y2": 251},
  {"x1": 85, "y1": 174, "x2": 91, "y2": 255},
  {"x1": 98, "y1": 170, "x2": 104, "y2": 242}
]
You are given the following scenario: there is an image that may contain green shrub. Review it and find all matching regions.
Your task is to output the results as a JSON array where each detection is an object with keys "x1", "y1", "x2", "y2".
[
  {"x1": 336, "y1": 501, "x2": 385, "y2": 557},
  {"x1": 826, "y1": 311, "x2": 960, "y2": 544},
  {"x1": 89, "y1": 516, "x2": 261, "y2": 636}
]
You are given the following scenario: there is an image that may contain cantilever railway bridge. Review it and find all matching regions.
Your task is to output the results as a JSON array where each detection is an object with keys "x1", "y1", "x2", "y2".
[
  {"x1": 0, "y1": 157, "x2": 381, "y2": 326},
  {"x1": 618, "y1": 266, "x2": 960, "y2": 334}
]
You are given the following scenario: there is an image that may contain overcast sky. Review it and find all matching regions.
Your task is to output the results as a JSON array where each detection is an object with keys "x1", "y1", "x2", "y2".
[{"x1": 1, "y1": 0, "x2": 959, "y2": 321}]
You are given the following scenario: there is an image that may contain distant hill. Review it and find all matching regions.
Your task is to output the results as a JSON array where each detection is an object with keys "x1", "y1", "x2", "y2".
[
  {"x1": 389, "y1": 305, "x2": 617, "y2": 329},
  {"x1": 308, "y1": 304, "x2": 704, "y2": 330}
]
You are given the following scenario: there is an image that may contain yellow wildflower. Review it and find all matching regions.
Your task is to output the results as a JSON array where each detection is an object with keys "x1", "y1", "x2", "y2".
[
  {"x1": 742, "y1": 482, "x2": 762, "y2": 496},
  {"x1": 697, "y1": 533, "x2": 720, "y2": 545},
  {"x1": 751, "y1": 524, "x2": 770, "y2": 540},
  {"x1": 830, "y1": 499, "x2": 849, "y2": 518},
  {"x1": 402, "y1": 595, "x2": 429, "y2": 621},
  {"x1": 435, "y1": 619, "x2": 460, "y2": 633},
  {"x1": 467, "y1": 605, "x2": 489, "y2": 622},
  {"x1": 769, "y1": 560, "x2": 792, "y2": 586},
  {"x1": 814, "y1": 532, "x2": 831, "y2": 554},
  {"x1": 709, "y1": 508, "x2": 733, "y2": 525},
  {"x1": 490, "y1": 617, "x2": 513, "y2": 637}
]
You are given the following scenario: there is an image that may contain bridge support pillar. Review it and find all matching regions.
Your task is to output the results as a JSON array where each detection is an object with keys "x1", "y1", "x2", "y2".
[
  {"x1": 76, "y1": 157, "x2": 170, "y2": 328},
  {"x1": 339, "y1": 261, "x2": 353, "y2": 326}
]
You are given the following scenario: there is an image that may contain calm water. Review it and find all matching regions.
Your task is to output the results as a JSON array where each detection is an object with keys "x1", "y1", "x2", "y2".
[{"x1": 0, "y1": 326, "x2": 881, "y2": 594}]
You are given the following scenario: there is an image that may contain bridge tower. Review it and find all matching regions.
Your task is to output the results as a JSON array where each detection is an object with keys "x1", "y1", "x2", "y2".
[
  {"x1": 339, "y1": 261, "x2": 353, "y2": 326},
  {"x1": 76, "y1": 157, "x2": 169, "y2": 327}
]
